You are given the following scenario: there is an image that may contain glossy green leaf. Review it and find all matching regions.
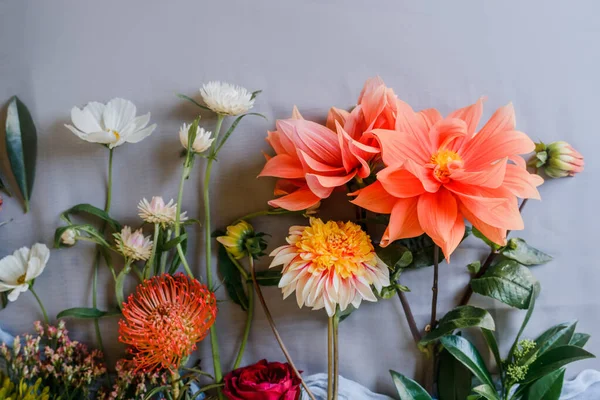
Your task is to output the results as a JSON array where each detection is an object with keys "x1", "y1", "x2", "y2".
[
  {"x1": 420, "y1": 306, "x2": 495, "y2": 345},
  {"x1": 467, "y1": 261, "x2": 481, "y2": 275},
  {"x1": 60, "y1": 203, "x2": 122, "y2": 232},
  {"x1": 377, "y1": 244, "x2": 413, "y2": 270},
  {"x1": 57, "y1": 307, "x2": 121, "y2": 319},
  {"x1": 482, "y1": 328, "x2": 503, "y2": 375},
  {"x1": 508, "y1": 285, "x2": 539, "y2": 362},
  {"x1": 338, "y1": 305, "x2": 356, "y2": 323},
  {"x1": 217, "y1": 244, "x2": 249, "y2": 311},
  {"x1": 472, "y1": 226, "x2": 501, "y2": 250},
  {"x1": 466, "y1": 396, "x2": 483, "y2": 400},
  {"x1": 1, "y1": 292, "x2": 7, "y2": 309},
  {"x1": 570, "y1": 333, "x2": 591, "y2": 348},
  {"x1": 249, "y1": 270, "x2": 281, "y2": 286},
  {"x1": 524, "y1": 368, "x2": 565, "y2": 400},
  {"x1": 161, "y1": 233, "x2": 188, "y2": 251},
  {"x1": 440, "y1": 335, "x2": 494, "y2": 388},
  {"x1": 471, "y1": 260, "x2": 540, "y2": 309},
  {"x1": 501, "y1": 238, "x2": 552, "y2": 266},
  {"x1": 169, "y1": 226, "x2": 188, "y2": 274},
  {"x1": 438, "y1": 348, "x2": 472, "y2": 400},
  {"x1": 214, "y1": 112, "x2": 267, "y2": 155},
  {"x1": 389, "y1": 370, "x2": 432, "y2": 400},
  {"x1": 524, "y1": 345, "x2": 595, "y2": 384},
  {"x1": 472, "y1": 384, "x2": 499, "y2": 400},
  {"x1": 522, "y1": 321, "x2": 577, "y2": 364},
  {"x1": 5, "y1": 96, "x2": 37, "y2": 213}
]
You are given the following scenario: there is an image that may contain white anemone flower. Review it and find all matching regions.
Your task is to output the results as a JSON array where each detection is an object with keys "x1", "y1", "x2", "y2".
[
  {"x1": 65, "y1": 98, "x2": 156, "y2": 149},
  {"x1": 0, "y1": 244, "x2": 50, "y2": 302},
  {"x1": 114, "y1": 226, "x2": 153, "y2": 261},
  {"x1": 138, "y1": 197, "x2": 187, "y2": 227},
  {"x1": 179, "y1": 123, "x2": 214, "y2": 153},
  {"x1": 200, "y1": 81, "x2": 254, "y2": 116}
]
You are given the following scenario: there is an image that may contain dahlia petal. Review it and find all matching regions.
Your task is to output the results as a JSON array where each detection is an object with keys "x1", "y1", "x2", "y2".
[
  {"x1": 305, "y1": 174, "x2": 336, "y2": 198},
  {"x1": 377, "y1": 165, "x2": 426, "y2": 198},
  {"x1": 351, "y1": 296, "x2": 362, "y2": 308},
  {"x1": 503, "y1": 164, "x2": 543, "y2": 200},
  {"x1": 338, "y1": 280, "x2": 353, "y2": 311},
  {"x1": 450, "y1": 158, "x2": 508, "y2": 188},
  {"x1": 417, "y1": 108, "x2": 443, "y2": 131},
  {"x1": 442, "y1": 213, "x2": 466, "y2": 261},
  {"x1": 297, "y1": 149, "x2": 346, "y2": 174},
  {"x1": 265, "y1": 130, "x2": 287, "y2": 155},
  {"x1": 279, "y1": 119, "x2": 342, "y2": 165},
  {"x1": 358, "y1": 76, "x2": 386, "y2": 104},
  {"x1": 258, "y1": 154, "x2": 305, "y2": 179},
  {"x1": 509, "y1": 155, "x2": 527, "y2": 169},
  {"x1": 395, "y1": 99, "x2": 433, "y2": 156},
  {"x1": 463, "y1": 130, "x2": 535, "y2": 170},
  {"x1": 430, "y1": 118, "x2": 468, "y2": 150},
  {"x1": 350, "y1": 181, "x2": 398, "y2": 214},
  {"x1": 268, "y1": 186, "x2": 322, "y2": 211},
  {"x1": 417, "y1": 189, "x2": 458, "y2": 253},
  {"x1": 370, "y1": 129, "x2": 430, "y2": 166},
  {"x1": 448, "y1": 97, "x2": 484, "y2": 136},
  {"x1": 326, "y1": 107, "x2": 350, "y2": 131},
  {"x1": 460, "y1": 204, "x2": 507, "y2": 246},
  {"x1": 354, "y1": 277, "x2": 377, "y2": 302},
  {"x1": 291, "y1": 105, "x2": 304, "y2": 120},
  {"x1": 270, "y1": 251, "x2": 297, "y2": 269},
  {"x1": 295, "y1": 273, "x2": 311, "y2": 308},
  {"x1": 380, "y1": 198, "x2": 423, "y2": 246},
  {"x1": 404, "y1": 159, "x2": 441, "y2": 192}
]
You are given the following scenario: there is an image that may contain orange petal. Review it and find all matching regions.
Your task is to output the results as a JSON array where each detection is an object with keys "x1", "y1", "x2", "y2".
[
  {"x1": 277, "y1": 119, "x2": 342, "y2": 165},
  {"x1": 442, "y1": 213, "x2": 466, "y2": 261},
  {"x1": 462, "y1": 130, "x2": 535, "y2": 170},
  {"x1": 395, "y1": 99, "x2": 433, "y2": 157},
  {"x1": 460, "y1": 203, "x2": 507, "y2": 246},
  {"x1": 404, "y1": 159, "x2": 441, "y2": 192},
  {"x1": 326, "y1": 107, "x2": 350, "y2": 131},
  {"x1": 417, "y1": 108, "x2": 443, "y2": 131},
  {"x1": 430, "y1": 118, "x2": 468, "y2": 150},
  {"x1": 448, "y1": 97, "x2": 484, "y2": 136},
  {"x1": 503, "y1": 164, "x2": 543, "y2": 200},
  {"x1": 291, "y1": 106, "x2": 304, "y2": 120},
  {"x1": 358, "y1": 76, "x2": 386, "y2": 103},
  {"x1": 298, "y1": 149, "x2": 346, "y2": 175},
  {"x1": 450, "y1": 157, "x2": 507, "y2": 188},
  {"x1": 509, "y1": 155, "x2": 527, "y2": 169},
  {"x1": 268, "y1": 186, "x2": 322, "y2": 211},
  {"x1": 258, "y1": 154, "x2": 305, "y2": 179},
  {"x1": 380, "y1": 197, "x2": 423, "y2": 246},
  {"x1": 350, "y1": 181, "x2": 397, "y2": 214},
  {"x1": 377, "y1": 165, "x2": 426, "y2": 198},
  {"x1": 310, "y1": 171, "x2": 356, "y2": 189},
  {"x1": 370, "y1": 129, "x2": 430, "y2": 166},
  {"x1": 417, "y1": 189, "x2": 458, "y2": 253},
  {"x1": 305, "y1": 174, "x2": 336, "y2": 198}
]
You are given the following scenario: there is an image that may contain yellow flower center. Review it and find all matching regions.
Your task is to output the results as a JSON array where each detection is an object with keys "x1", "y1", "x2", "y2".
[
  {"x1": 431, "y1": 149, "x2": 462, "y2": 182},
  {"x1": 17, "y1": 274, "x2": 26, "y2": 285},
  {"x1": 112, "y1": 130, "x2": 120, "y2": 140},
  {"x1": 296, "y1": 218, "x2": 375, "y2": 279}
]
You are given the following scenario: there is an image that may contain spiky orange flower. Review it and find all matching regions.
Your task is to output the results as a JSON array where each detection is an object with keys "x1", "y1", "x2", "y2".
[{"x1": 118, "y1": 273, "x2": 217, "y2": 372}]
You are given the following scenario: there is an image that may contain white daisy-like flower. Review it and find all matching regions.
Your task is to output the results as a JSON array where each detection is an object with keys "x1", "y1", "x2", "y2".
[
  {"x1": 0, "y1": 243, "x2": 50, "y2": 302},
  {"x1": 65, "y1": 98, "x2": 157, "y2": 149},
  {"x1": 179, "y1": 123, "x2": 214, "y2": 153},
  {"x1": 138, "y1": 197, "x2": 187, "y2": 227},
  {"x1": 60, "y1": 228, "x2": 79, "y2": 245},
  {"x1": 200, "y1": 81, "x2": 255, "y2": 116},
  {"x1": 114, "y1": 226, "x2": 153, "y2": 261}
]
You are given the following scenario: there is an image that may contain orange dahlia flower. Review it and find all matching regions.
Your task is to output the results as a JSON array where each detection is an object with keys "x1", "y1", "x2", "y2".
[
  {"x1": 118, "y1": 273, "x2": 217, "y2": 372},
  {"x1": 269, "y1": 217, "x2": 389, "y2": 317},
  {"x1": 258, "y1": 77, "x2": 397, "y2": 211},
  {"x1": 352, "y1": 98, "x2": 543, "y2": 259}
]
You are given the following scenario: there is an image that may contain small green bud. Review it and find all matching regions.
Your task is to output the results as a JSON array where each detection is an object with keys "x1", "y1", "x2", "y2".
[{"x1": 529, "y1": 141, "x2": 584, "y2": 178}]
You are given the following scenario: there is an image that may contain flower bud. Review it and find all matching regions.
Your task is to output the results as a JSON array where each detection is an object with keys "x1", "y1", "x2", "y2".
[
  {"x1": 216, "y1": 220, "x2": 267, "y2": 260},
  {"x1": 60, "y1": 228, "x2": 79, "y2": 246},
  {"x1": 529, "y1": 141, "x2": 584, "y2": 178},
  {"x1": 179, "y1": 123, "x2": 214, "y2": 154}
]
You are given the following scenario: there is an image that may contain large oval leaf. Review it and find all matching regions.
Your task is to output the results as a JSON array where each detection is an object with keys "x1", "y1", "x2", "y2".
[
  {"x1": 501, "y1": 238, "x2": 552, "y2": 266},
  {"x1": 389, "y1": 370, "x2": 432, "y2": 400},
  {"x1": 57, "y1": 307, "x2": 121, "y2": 319},
  {"x1": 523, "y1": 345, "x2": 595, "y2": 384},
  {"x1": 250, "y1": 270, "x2": 281, "y2": 286},
  {"x1": 420, "y1": 306, "x2": 495, "y2": 346},
  {"x1": 570, "y1": 333, "x2": 591, "y2": 348},
  {"x1": 470, "y1": 260, "x2": 540, "y2": 309},
  {"x1": 438, "y1": 348, "x2": 472, "y2": 400},
  {"x1": 525, "y1": 368, "x2": 565, "y2": 400},
  {"x1": 217, "y1": 244, "x2": 249, "y2": 311},
  {"x1": 5, "y1": 96, "x2": 37, "y2": 213},
  {"x1": 472, "y1": 384, "x2": 499, "y2": 400},
  {"x1": 521, "y1": 321, "x2": 577, "y2": 364},
  {"x1": 440, "y1": 335, "x2": 494, "y2": 388}
]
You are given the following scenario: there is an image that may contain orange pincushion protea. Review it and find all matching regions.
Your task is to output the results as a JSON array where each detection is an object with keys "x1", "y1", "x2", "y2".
[{"x1": 118, "y1": 273, "x2": 217, "y2": 372}]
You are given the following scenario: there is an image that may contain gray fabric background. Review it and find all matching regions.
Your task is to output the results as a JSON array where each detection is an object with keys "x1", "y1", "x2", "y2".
[{"x1": 0, "y1": 0, "x2": 598, "y2": 396}]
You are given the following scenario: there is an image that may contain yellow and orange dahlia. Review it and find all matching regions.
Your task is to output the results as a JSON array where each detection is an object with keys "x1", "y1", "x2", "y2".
[
  {"x1": 269, "y1": 217, "x2": 389, "y2": 317},
  {"x1": 118, "y1": 273, "x2": 217, "y2": 372}
]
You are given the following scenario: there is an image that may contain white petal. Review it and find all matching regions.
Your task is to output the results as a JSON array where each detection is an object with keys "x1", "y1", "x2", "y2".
[
  {"x1": 269, "y1": 245, "x2": 291, "y2": 258},
  {"x1": 270, "y1": 252, "x2": 297, "y2": 269},
  {"x1": 71, "y1": 106, "x2": 103, "y2": 133},
  {"x1": 338, "y1": 281, "x2": 353, "y2": 311},
  {"x1": 83, "y1": 101, "x2": 106, "y2": 123},
  {"x1": 351, "y1": 296, "x2": 362, "y2": 308},
  {"x1": 86, "y1": 131, "x2": 118, "y2": 144},
  {"x1": 8, "y1": 285, "x2": 28, "y2": 302},
  {"x1": 24, "y1": 258, "x2": 42, "y2": 282},
  {"x1": 0, "y1": 281, "x2": 17, "y2": 291},
  {"x1": 278, "y1": 268, "x2": 301, "y2": 288},
  {"x1": 126, "y1": 124, "x2": 156, "y2": 143},
  {"x1": 132, "y1": 112, "x2": 151, "y2": 131},
  {"x1": 282, "y1": 284, "x2": 295, "y2": 299},
  {"x1": 0, "y1": 255, "x2": 26, "y2": 284},
  {"x1": 295, "y1": 273, "x2": 311, "y2": 308},
  {"x1": 323, "y1": 293, "x2": 336, "y2": 317},
  {"x1": 65, "y1": 124, "x2": 91, "y2": 140},
  {"x1": 312, "y1": 296, "x2": 325, "y2": 311},
  {"x1": 354, "y1": 277, "x2": 377, "y2": 302},
  {"x1": 103, "y1": 98, "x2": 137, "y2": 132},
  {"x1": 301, "y1": 274, "x2": 317, "y2": 306},
  {"x1": 30, "y1": 243, "x2": 50, "y2": 265},
  {"x1": 12, "y1": 247, "x2": 30, "y2": 265}
]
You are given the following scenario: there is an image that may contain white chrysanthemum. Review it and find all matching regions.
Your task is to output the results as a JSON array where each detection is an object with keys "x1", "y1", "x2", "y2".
[
  {"x1": 114, "y1": 226, "x2": 153, "y2": 261},
  {"x1": 179, "y1": 123, "x2": 214, "y2": 153},
  {"x1": 65, "y1": 98, "x2": 156, "y2": 148},
  {"x1": 60, "y1": 228, "x2": 79, "y2": 245},
  {"x1": 138, "y1": 197, "x2": 187, "y2": 227},
  {"x1": 0, "y1": 243, "x2": 50, "y2": 302},
  {"x1": 200, "y1": 81, "x2": 254, "y2": 116}
]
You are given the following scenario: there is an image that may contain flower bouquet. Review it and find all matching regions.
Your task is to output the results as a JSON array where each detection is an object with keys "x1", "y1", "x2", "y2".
[{"x1": 0, "y1": 77, "x2": 593, "y2": 400}]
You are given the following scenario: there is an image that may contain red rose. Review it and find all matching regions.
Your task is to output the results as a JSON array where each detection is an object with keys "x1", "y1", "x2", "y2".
[{"x1": 223, "y1": 359, "x2": 302, "y2": 400}]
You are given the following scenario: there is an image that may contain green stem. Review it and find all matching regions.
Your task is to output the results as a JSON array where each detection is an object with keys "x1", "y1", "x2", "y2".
[
  {"x1": 174, "y1": 165, "x2": 194, "y2": 277},
  {"x1": 233, "y1": 279, "x2": 254, "y2": 370},
  {"x1": 160, "y1": 230, "x2": 172, "y2": 274},
  {"x1": 332, "y1": 313, "x2": 339, "y2": 400},
  {"x1": 234, "y1": 209, "x2": 297, "y2": 223},
  {"x1": 29, "y1": 286, "x2": 49, "y2": 325},
  {"x1": 145, "y1": 224, "x2": 160, "y2": 279},
  {"x1": 327, "y1": 317, "x2": 334, "y2": 400},
  {"x1": 205, "y1": 114, "x2": 225, "y2": 399}
]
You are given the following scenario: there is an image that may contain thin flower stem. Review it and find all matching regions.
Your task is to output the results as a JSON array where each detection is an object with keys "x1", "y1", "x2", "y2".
[
  {"x1": 145, "y1": 224, "x2": 160, "y2": 279},
  {"x1": 204, "y1": 114, "x2": 225, "y2": 399},
  {"x1": 333, "y1": 314, "x2": 340, "y2": 400},
  {"x1": 430, "y1": 245, "x2": 440, "y2": 329},
  {"x1": 248, "y1": 256, "x2": 317, "y2": 400},
  {"x1": 233, "y1": 278, "x2": 254, "y2": 370},
  {"x1": 327, "y1": 317, "x2": 333, "y2": 400},
  {"x1": 160, "y1": 229, "x2": 172, "y2": 274},
  {"x1": 458, "y1": 199, "x2": 530, "y2": 306},
  {"x1": 396, "y1": 291, "x2": 422, "y2": 343},
  {"x1": 29, "y1": 287, "x2": 49, "y2": 325},
  {"x1": 234, "y1": 209, "x2": 297, "y2": 223},
  {"x1": 228, "y1": 253, "x2": 249, "y2": 280},
  {"x1": 174, "y1": 165, "x2": 194, "y2": 278}
]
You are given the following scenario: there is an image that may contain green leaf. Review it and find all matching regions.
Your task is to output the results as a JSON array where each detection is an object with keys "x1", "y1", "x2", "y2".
[
  {"x1": 54, "y1": 224, "x2": 111, "y2": 248},
  {"x1": 161, "y1": 233, "x2": 188, "y2": 251},
  {"x1": 440, "y1": 335, "x2": 494, "y2": 388},
  {"x1": 60, "y1": 203, "x2": 122, "y2": 232},
  {"x1": 250, "y1": 90, "x2": 262, "y2": 100},
  {"x1": 467, "y1": 261, "x2": 481, "y2": 275},
  {"x1": 377, "y1": 244, "x2": 413, "y2": 270},
  {"x1": 169, "y1": 226, "x2": 188, "y2": 274},
  {"x1": 389, "y1": 370, "x2": 432, "y2": 400},
  {"x1": 250, "y1": 270, "x2": 281, "y2": 286},
  {"x1": 471, "y1": 260, "x2": 540, "y2": 309},
  {"x1": 482, "y1": 328, "x2": 503, "y2": 375},
  {"x1": 337, "y1": 305, "x2": 356, "y2": 323},
  {"x1": 5, "y1": 96, "x2": 37, "y2": 213},
  {"x1": 176, "y1": 93, "x2": 210, "y2": 111},
  {"x1": 217, "y1": 244, "x2": 249, "y2": 311},
  {"x1": 524, "y1": 368, "x2": 565, "y2": 400},
  {"x1": 420, "y1": 306, "x2": 495, "y2": 346},
  {"x1": 523, "y1": 345, "x2": 595, "y2": 384},
  {"x1": 522, "y1": 321, "x2": 577, "y2": 364},
  {"x1": 214, "y1": 112, "x2": 267, "y2": 155},
  {"x1": 501, "y1": 238, "x2": 552, "y2": 266},
  {"x1": 438, "y1": 348, "x2": 472, "y2": 400},
  {"x1": 57, "y1": 307, "x2": 121, "y2": 319},
  {"x1": 1, "y1": 292, "x2": 7, "y2": 309},
  {"x1": 570, "y1": 333, "x2": 591, "y2": 348},
  {"x1": 471, "y1": 384, "x2": 500, "y2": 400},
  {"x1": 508, "y1": 285, "x2": 539, "y2": 362},
  {"x1": 115, "y1": 264, "x2": 132, "y2": 309},
  {"x1": 472, "y1": 226, "x2": 501, "y2": 250}
]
